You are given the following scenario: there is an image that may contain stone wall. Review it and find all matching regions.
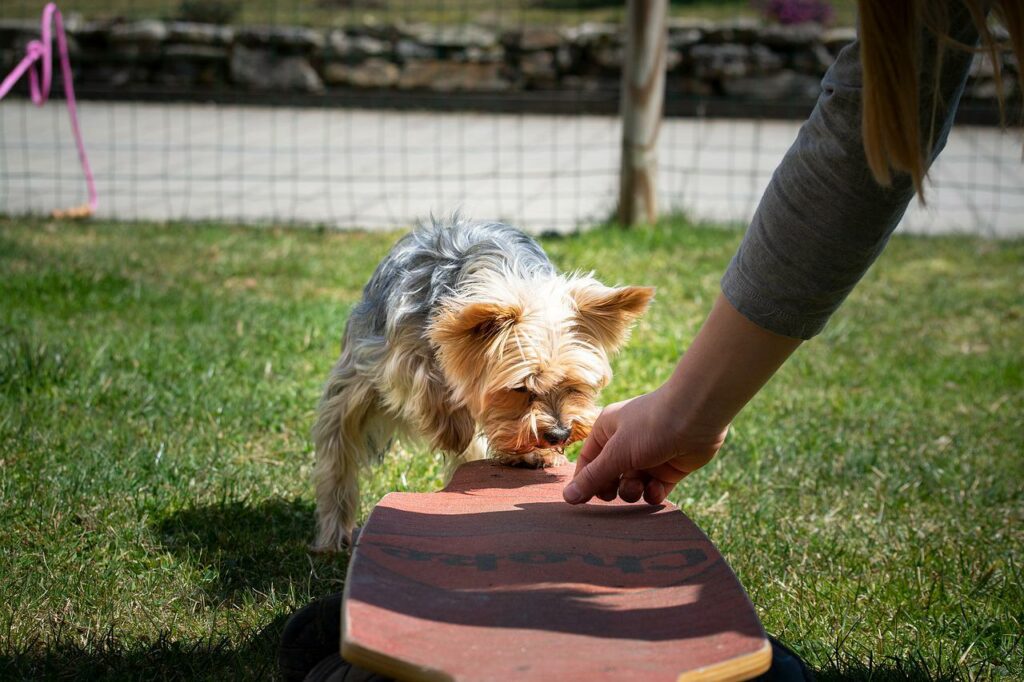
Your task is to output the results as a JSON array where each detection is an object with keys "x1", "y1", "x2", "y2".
[{"x1": 0, "y1": 17, "x2": 1016, "y2": 107}]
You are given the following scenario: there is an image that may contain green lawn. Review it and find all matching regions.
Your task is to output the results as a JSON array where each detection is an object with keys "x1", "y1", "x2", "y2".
[
  {"x1": 1, "y1": 217, "x2": 1021, "y2": 680},
  {"x1": 2, "y1": 0, "x2": 859, "y2": 28}
]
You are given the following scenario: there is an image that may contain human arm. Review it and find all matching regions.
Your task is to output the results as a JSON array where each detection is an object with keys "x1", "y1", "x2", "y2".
[
  {"x1": 563, "y1": 293, "x2": 800, "y2": 504},
  {"x1": 565, "y1": 11, "x2": 979, "y2": 504}
]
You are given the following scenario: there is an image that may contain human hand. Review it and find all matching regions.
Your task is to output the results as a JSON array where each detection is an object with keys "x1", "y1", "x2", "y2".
[
  {"x1": 562, "y1": 385, "x2": 728, "y2": 506},
  {"x1": 562, "y1": 294, "x2": 800, "y2": 506}
]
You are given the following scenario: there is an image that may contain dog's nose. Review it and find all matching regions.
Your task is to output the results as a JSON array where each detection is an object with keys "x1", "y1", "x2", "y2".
[{"x1": 543, "y1": 425, "x2": 571, "y2": 446}]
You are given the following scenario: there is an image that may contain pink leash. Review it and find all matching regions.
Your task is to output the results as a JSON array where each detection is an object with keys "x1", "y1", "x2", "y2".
[{"x1": 0, "y1": 2, "x2": 97, "y2": 218}]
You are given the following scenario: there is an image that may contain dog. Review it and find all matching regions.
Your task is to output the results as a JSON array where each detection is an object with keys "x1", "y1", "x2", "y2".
[{"x1": 311, "y1": 215, "x2": 653, "y2": 552}]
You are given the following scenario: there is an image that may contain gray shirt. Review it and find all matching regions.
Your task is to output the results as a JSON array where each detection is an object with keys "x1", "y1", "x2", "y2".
[{"x1": 721, "y1": 17, "x2": 978, "y2": 339}]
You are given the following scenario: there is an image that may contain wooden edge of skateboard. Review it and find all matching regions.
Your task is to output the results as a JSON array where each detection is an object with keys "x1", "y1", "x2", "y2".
[
  {"x1": 676, "y1": 638, "x2": 773, "y2": 682},
  {"x1": 340, "y1": 493, "x2": 453, "y2": 682},
  {"x1": 340, "y1": 580, "x2": 455, "y2": 682},
  {"x1": 341, "y1": 638, "x2": 454, "y2": 682}
]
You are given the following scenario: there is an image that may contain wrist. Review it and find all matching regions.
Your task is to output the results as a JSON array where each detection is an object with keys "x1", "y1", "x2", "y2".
[
  {"x1": 661, "y1": 293, "x2": 801, "y2": 441},
  {"x1": 659, "y1": 368, "x2": 731, "y2": 443}
]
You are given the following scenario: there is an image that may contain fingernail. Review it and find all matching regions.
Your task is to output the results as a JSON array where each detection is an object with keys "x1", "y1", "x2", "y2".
[{"x1": 563, "y1": 482, "x2": 584, "y2": 504}]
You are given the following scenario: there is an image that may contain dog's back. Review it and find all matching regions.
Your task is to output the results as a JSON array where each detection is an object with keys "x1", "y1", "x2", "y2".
[{"x1": 349, "y1": 216, "x2": 556, "y2": 342}]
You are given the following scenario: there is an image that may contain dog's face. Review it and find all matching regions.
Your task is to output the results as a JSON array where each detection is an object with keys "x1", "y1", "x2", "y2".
[{"x1": 428, "y1": 274, "x2": 653, "y2": 461}]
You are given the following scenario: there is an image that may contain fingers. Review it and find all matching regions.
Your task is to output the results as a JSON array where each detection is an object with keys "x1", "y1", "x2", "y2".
[
  {"x1": 573, "y1": 411, "x2": 610, "y2": 477},
  {"x1": 639, "y1": 459, "x2": 699, "y2": 504},
  {"x1": 566, "y1": 459, "x2": 691, "y2": 506},
  {"x1": 563, "y1": 432, "x2": 626, "y2": 505},
  {"x1": 573, "y1": 430, "x2": 603, "y2": 478},
  {"x1": 643, "y1": 479, "x2": 665, "y2": 505},
  {"x1": 648, "y1": 477, "x2": 683, "y2": 504},
  {"x1": 617, "y1": 471, "x2": 646, "y2": 503},
  {"x1": 564, "y1": 395, "x2": 710, "y2": 506},
  {"x1": 567, "y1": 405, "x2": 615, "y2": 501}
]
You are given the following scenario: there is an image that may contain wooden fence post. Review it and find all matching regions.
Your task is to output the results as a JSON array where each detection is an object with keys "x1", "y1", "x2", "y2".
[{"x1": 618, "y1": 0, "x2": 667, "y2": 227}]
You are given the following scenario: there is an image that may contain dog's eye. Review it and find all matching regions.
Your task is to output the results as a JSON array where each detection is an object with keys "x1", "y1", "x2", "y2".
[{"x1": 511, "y1": 386, "x2": 536, "y2": 401}]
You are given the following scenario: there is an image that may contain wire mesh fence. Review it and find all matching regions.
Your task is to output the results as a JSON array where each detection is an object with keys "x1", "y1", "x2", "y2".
[{"x1": 1, "y1": 0, "x2": 1021, "y2": 235}]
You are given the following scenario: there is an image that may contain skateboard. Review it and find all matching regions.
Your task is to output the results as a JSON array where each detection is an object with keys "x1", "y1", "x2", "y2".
[{"x1": 342, "y1": 460, "x2": 772, "y2": 681}]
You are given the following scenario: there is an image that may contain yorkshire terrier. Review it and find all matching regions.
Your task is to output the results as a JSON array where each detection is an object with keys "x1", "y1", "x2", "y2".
[{"x1": 311, "y1": 215, "x2": 653, "y2": 552}]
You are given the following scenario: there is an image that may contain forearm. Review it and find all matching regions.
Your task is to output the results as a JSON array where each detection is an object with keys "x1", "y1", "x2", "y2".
[{"x1": 664, "y1": 294, "x2": 801, "y2": 437}]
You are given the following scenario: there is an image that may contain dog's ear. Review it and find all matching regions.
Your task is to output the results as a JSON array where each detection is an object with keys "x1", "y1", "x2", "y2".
[
  {"x1": 427, "y1": 300, "x2": 522, "y2": 408},
  {"x1": 428, "y1": 301, "x2": 522, "y2": 351},
  {"x1": 570, "y1": 283, "x2": 654, "y2": 353}
]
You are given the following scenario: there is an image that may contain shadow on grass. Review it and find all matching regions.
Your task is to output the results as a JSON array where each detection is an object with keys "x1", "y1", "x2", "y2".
[
  {"x1": 1, "y1": 499, "x2": 346, "y2": 680},
  {"x1": 154, "y1": 497, "x2": 347, "y2": 601},
  {"x1": 0, "y1": 614, "x2": 288, "y2": 681},
  {"x1": 814, "y1": 656, "x2": 965, "y2": 681}
]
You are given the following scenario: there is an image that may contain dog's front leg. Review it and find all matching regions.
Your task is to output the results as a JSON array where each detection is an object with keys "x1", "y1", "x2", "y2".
[{"x1": 442, "y1": 433, "x2": 489, "y2": 483}]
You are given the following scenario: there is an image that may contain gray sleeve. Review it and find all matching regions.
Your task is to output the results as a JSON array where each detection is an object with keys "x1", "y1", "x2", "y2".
[{"x1": 720, "y1": 19, "x2": 977, "y2": 340}]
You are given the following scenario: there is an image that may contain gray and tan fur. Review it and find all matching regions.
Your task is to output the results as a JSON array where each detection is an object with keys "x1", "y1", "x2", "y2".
[{"x1": 312, "y1": 215, "x2": 653, "y2": 552}]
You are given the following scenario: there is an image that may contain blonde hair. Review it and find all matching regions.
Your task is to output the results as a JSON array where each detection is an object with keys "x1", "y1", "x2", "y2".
[{"x1": 858, "y1": 0, "x2": 1023, "y2": 199}]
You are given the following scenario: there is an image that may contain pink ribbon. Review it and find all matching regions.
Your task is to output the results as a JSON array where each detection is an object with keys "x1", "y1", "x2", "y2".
[{"x1": 0, "y1": 2, "x2": 97, "y2": 218}]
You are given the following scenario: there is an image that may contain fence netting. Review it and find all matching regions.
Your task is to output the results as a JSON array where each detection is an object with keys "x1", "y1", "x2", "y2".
[{"x1": 1, "y1": 0, "x2": 1021, "y2": 235}]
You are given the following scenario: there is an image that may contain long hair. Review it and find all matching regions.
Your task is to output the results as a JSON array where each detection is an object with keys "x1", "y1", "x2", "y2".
[{"x1": 858, "y1": 0, "x2": 1023, "y2": 199}]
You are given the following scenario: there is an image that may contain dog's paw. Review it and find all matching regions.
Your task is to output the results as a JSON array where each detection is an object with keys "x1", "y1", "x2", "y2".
[
  {"x1": 309, "y1": 526, "x2": 359, "y2": 555},
  {"x1": 534, "y1": 449, "x2": 569, "y2": 467},
  {"x1": 493, "y1": 449, "x2": 568, "y2": 468},
  {"x1": 491, "y1": 452, "x2": 532, "y2": 468}
]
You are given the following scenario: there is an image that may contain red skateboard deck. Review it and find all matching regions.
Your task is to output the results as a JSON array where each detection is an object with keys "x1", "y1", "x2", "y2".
[{"x1": 342, "y1": 461, "x2": 772, "y2": 681}]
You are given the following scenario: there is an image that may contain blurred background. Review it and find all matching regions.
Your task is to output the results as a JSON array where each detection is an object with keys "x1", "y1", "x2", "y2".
[{"x1": 1, "y1": 0, "x2": 1020, "y2": 234}]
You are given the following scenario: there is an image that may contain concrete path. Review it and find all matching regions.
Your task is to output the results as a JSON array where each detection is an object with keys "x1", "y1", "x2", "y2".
[{"x1": 1, "y1": 100, "x2": 1021, "y2": 236}]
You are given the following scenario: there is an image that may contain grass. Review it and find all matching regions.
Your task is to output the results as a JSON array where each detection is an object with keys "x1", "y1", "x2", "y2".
[
  {"x1": 2, "y1": 0, "x2": 859, "y2": 28},
  {"x1": 0, "y1": 216, "x2": 1021, "y2": 681}
]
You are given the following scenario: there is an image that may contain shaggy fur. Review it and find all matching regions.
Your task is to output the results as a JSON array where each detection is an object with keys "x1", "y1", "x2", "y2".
[{"x1": 312, "y1": 215, "x2": 653, "y2": 552}]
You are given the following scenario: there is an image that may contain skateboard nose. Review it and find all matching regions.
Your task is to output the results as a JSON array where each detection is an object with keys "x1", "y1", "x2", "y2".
[{"x1": 543, "y1": 425, "x2": 571, "y2": 446}]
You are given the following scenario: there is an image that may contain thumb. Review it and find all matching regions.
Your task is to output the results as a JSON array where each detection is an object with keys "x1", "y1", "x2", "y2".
[{"x1": 563, "y1": 432, "x2": 628, "y2": 504}]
